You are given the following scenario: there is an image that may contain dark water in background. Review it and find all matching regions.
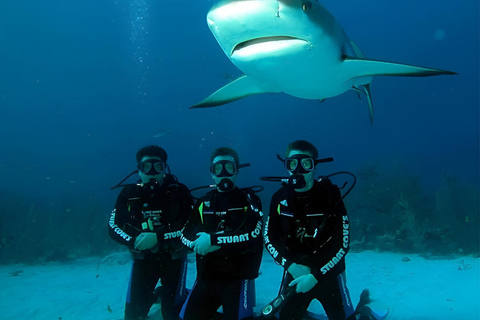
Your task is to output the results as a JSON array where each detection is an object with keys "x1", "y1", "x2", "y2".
[{"x1": 0, "y1": 0, "x2": 478, "y2": 234}]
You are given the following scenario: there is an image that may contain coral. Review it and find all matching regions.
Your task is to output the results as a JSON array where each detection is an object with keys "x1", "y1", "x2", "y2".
[
  {"x1": 455, "y1": 259, "x2": 471, "y2": 271},
  {"x1": 397, "y1": 193, "x2": 426, "y2": 251},
  {"x1": 346, "y1": 161, "x2": 479, "y2": 256},
  {"x1": 0, "y1": 189, "x2": 118, "y2": 264},
  {"x1": 434, "y1": 174, "x2": 479, "y2": 253}
]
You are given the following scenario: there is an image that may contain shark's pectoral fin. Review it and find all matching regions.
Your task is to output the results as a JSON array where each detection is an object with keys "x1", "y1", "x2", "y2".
[
  {"x1": 352, "y1": 83, "x2": 374, "y2": 126},
  {"x1": 343, "y1": 56, "x2": 456, "y2": 125},
  {"x1": 343, "y1": 56, "x2": 457, "y2": 79},
  {"x1": 191, "y1": 75, "x2": 276, "y2": 108}
]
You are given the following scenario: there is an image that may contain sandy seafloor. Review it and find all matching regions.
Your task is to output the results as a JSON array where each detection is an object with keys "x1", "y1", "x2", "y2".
[{"x1": 1, "y1": 251, "x2": 478, "y2": 320}]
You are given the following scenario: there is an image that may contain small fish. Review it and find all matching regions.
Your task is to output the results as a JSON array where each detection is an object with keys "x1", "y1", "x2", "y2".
[
  {"x1": 9, "y1": 270, "x2": 23, "y2": 277},
  {"x1": 152, "y1": 129, "x2": 171, "y2": 138},
  {"x1": 107, "y1": 304, "x2": 112, "y2": 313},
  {"x1": 221, "y1": 71, "x2": 236, "y2": 82}
]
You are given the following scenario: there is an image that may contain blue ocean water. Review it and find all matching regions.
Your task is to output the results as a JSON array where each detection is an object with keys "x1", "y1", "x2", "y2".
[{"x1": 0, "y1": 0, "x2": 478, "y2": 260}]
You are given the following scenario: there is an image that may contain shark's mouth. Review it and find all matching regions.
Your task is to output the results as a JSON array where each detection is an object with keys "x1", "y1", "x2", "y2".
[{"x1": 232, "y1": 36, "x2": 307, "y2": 56}]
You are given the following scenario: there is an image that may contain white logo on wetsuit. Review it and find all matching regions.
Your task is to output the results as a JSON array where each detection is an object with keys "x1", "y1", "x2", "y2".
[
  {"x1": 296, "y1": 227, "x2": 316, "y2": 243},
  {"x1": 164, "y1": 231, "x2": 182, "y2": 239},
  {"x1": 251, "y1": 220, "x2": 262, "y2": 238},
  {"x1": 109, "y1": 210, "x2": 133, "y2": 242},
  {"x1": 320, "y1": 215, "x2": 349, "y2": 274},
  {"x1": 217, "y1": 233, "x2": 250, "y2": 244}
]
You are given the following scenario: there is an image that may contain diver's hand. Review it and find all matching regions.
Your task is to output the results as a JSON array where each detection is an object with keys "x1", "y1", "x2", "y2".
[
  {"x1": 289, "y1": 274, "x2": 318, "y2": 293},
  {"x1": 134, "y1": 232, "x2": 158, "y2": 250},
  {"x1": 287, "y1": 263, "x2": 311, "y2": 279},
  {"x1": 193, "y1": 232, "x2": 213, "y2": 255},
  {"x1": 205, "y1": 245, "x2": 221, "y2": 254}
]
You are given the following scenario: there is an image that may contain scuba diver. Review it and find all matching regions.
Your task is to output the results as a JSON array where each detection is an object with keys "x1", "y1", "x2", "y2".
[
  {"x1": 108, "y1": 145, "x2": 194, "y2": 320},
  {"x1": 180, "y1": 147, "x2": 264, "y2": 320},
  {"x1": 263, "y1": 140, "x2": 358, "y2": 320}
]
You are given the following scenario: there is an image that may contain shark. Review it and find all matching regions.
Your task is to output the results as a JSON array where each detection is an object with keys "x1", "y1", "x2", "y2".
[{"x1": 191, "y1": 0, "x2": 457, "y2": 124}]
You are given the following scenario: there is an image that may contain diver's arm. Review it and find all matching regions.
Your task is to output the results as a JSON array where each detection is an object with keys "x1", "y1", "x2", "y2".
[
  {"x1": 180, "y1": 200, "x2": 202, "y2": 250},
  {"x1": 311, "y1": 196, "x2": 349, "y2": 280},
  {"x1": 264, "y1": 192, "x2": 296, "y2": 270},
  {"x1": 158, "y1": 184, "x2": 194, "y2": 245},
  {"x1": 108, "y1": 187, "x2": 139, "y2": 248}
]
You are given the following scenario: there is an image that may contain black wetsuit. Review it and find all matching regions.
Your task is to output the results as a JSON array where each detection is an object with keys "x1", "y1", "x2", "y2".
[
  {"x1": 180, "y1": 187, "x2": 263, "y2": 320},
  {"x1": 108, "y1": 176, "x2": 193, "y2": 320},
  {"x1": 264, "y1": 179, "x2": 355, "y2": 320}
]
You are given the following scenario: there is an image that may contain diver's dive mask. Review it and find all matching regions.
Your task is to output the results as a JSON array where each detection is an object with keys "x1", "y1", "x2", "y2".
[
  {"x1": 210, "y1": 160, "x2": 237, "y2": 177},
  {"x1": 210, "y1": 161, "x2": 251, "y2": 178},
  {"x1": 285, "y1": 155, "x2": 315, "y2": 174},
  {"x1": 278, "y1": 154, "x2": 333, "y2": 175},
  {"x1": 138, "y1": 159, "x2": 166, "y2": 176}
]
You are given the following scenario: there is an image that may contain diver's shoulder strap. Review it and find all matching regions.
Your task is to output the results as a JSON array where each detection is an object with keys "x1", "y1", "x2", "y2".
[
  {"x1": 241, "y1": 187, "x2": 262, "y2": 213},
  {"x1": 317, "y1": 176, "x2": 333, "y2": 186},
  {"x1": 164, "y1": 174, "x2": 178, "y2": 186},
  {"x1": 164, "y1": 175, "x2": 190, "y2": 195}
]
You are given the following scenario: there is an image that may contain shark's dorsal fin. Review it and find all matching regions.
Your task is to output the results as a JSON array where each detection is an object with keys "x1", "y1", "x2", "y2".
[
  {"x1": 349, "y1": 40, "x2": 366, "y2": 59},
  {"x1": 343, "y1": 56, "x2": 457, "y2": 80},
  {"x1": 190, "y1": 75, "x2": 276, "y2": 108}
]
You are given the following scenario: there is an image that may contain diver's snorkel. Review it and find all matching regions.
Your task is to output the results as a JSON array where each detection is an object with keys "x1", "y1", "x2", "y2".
[
  {"x1": 259, "y1": 155, "x2": 356, "y2": 200},
  {"x1": 238, "y1": 163, "x2": 251, "y2": 170},
  {"x1": 259, "y1": 175, "x2": 307, "y2": 189},
  {"x1": 260, "y1": 154, "x2": 333, "y2": 190}
]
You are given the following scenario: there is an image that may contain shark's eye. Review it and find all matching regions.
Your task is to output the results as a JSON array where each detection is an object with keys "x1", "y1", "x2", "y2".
[{"x1": 302, "y1": 1, "x2": 312, "y2": 12}]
